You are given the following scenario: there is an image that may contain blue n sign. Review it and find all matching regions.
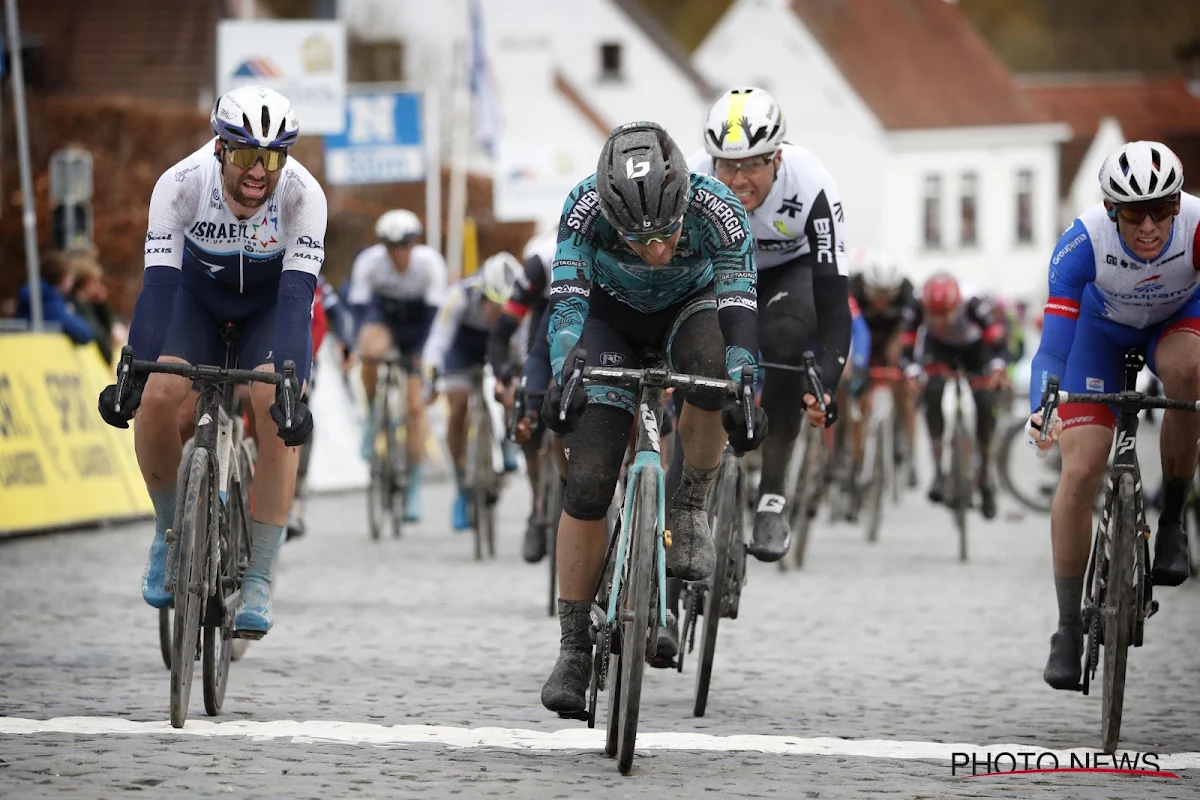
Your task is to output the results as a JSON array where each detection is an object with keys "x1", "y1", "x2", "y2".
[{"x1": 324, "y1": 90, "x2": 424, "y2": 186}]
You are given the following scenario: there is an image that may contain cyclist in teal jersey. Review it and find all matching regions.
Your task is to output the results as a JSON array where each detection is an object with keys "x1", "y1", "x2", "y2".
[{"x1": 539, "y1": 122, "x2": 768, "y2": 719}]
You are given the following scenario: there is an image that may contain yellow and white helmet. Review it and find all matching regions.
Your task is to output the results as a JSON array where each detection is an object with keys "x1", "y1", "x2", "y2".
[
  {"x1": 481, "y1": 251, "x2": 523, "y2": 305},
  {"x1": 703, "y1": 87, "x2": 787, "y2": 159}
]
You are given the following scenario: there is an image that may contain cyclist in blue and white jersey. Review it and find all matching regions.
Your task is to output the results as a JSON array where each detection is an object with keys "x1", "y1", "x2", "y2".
[
  {"x1": 487, "y1": 230, "x2": 559, "y2": 562},
  {"x1": 422, "y1": 253, "x2": 523, "y2": 531},
  {"x1": 97, "y1": 86, "x2": 326, "y2": 636},
  {"x1": 347, "y1": 209, "x2": 447, "y2": 522},
  {"x1": 1026, "y1": 141, "x2": 1200, "y2": 690},
  {"x1": 689, "y1": 87, "x2": 852, "y2": 563},
  {"x1": 538, "y1": 121, "x2": 769, "y2": 720}
]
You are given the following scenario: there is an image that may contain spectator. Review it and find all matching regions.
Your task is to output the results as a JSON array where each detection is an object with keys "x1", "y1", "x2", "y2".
[
  {"x1": 17, "y1": 250, "x2": 96, "y2": 345},
  {"x1": 68, "y1": 249, "x2": 117, "y2": 363}
]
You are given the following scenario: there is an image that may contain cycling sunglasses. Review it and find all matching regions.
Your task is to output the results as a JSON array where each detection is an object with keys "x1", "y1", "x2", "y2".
[
  {"x1": 622, "y1": 217, "x2": 683, "y2": 246},
  {"x1": 1112, "y1": 199, "x2": 1177, "y2": 224},
  {"x1": 225, "y1": 146, "x2": 288, "y2": 172}
]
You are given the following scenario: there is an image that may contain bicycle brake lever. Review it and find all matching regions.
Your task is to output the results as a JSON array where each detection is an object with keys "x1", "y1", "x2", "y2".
[
  {"x1": 114, "y1": 346, "x2": 134, "y2": 413},
  {"x1": 802, "y1": 351, "x2": 826, "y2": 413},
  {"x1": 560, "y1": 350, "x2": 587, "y2": 423},
  {"x1": 281, "y1": 360, "x2": 297, "y2": 428},
  {"x1": 739, "y1": 364, "x2": 755, "y2": 443},
  {"x1": 1034, "y1": 376, "x2": 1060, "y2": 460}
]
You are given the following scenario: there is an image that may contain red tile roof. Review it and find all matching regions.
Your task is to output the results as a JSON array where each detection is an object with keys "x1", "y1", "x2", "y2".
[
  {"x1": 789, "y1": 0, "x2": 1046, "y2": 130},
  {"x1": 1022, "y1": 75, "x2": 1200, "y2": 194}
]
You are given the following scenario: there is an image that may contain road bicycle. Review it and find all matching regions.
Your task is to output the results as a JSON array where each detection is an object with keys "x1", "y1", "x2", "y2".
[
  {"x1": 115, "y1": 340, "x2": 298, "y2": 728},
  {"x1": 556, "y1": 349, "x2": 754, "y2": 774},
  {"x1": 363, "y1": 352, "x2": 409, "y2": 541},
  {"x1": 1039, "y1": 347, "x2": 1200, "y2": 753}
]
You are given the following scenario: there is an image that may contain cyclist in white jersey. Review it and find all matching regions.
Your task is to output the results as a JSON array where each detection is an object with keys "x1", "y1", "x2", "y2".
[
  {"x1": 687, "y1": 87, "x2": 852, "y2": 562},
  {"x1": 347, "y1": 209, "x2": 448, "y2": 522},
  {"x1": 98, "y1": 86, "x2": 327, "y2": 637},
  {"x1": 1026, "y1": 141, "x2": 1200, "y2": 689},
  {"x1": 422, "y1": 255, "x2": 523, "y2": 530}
]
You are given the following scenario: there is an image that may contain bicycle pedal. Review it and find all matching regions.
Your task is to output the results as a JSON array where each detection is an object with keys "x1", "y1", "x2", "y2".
[
  {"x1": 1147, "y1": 599, "x2": 1160, "y2": 618},
  {"x1": 233, "y1": 629, "x2": 266, "y2": 641}
]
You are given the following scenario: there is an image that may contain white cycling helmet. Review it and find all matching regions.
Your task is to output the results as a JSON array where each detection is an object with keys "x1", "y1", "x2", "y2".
[
  {"x1": 864, "y1": 255, "x2": 904, "y2": 293},
  {"x1": 703, "y1": 87, "x2": 786, "y2": 159},
  {"x1": 211, "y1": 86, "x2": 299, "y2": 149},
  {"x1": 375, "y1": 209, "x2": 423, "y2": 244},
  {"x1": 481, "y1": 251, "x2": 523, "y2": 305},
  {"x1": 1099, "y1": 141, "x2": 1184, "y2": 204}
]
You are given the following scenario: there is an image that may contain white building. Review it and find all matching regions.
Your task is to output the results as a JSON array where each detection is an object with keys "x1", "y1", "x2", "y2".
[
  {"x1": 1022, "y1": 74, "x2": 1200, "y2": 231},
  {"x1": 693, "y1": 0, "x2": 1071, "y2": 300},
  {"x1": 340, "y1": 0, "x2": 714, "y2": 228}
]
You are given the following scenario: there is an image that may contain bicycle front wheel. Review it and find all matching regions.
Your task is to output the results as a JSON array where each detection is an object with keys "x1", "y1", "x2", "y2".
[
  {"x1": 615, "y1": 470, "x2": 656, "y2": 774},
  {"x1": 203, "y1": 468, "x2": 250, "y2": 717},
  {"x1": 694, "y1": 455, "x2": 740, "y2": 717},
  {"x1": 367, "y1": 396, "x2": 392, "y2": 542},
  {"x1": 864, "y1": 422, "x2": 885, "y2": 544},
  {"x1": 171, "y1": 447, "x2": 212, "y2": 729},
  {"x1": 543, "y1": 448, "x2": 564, "y2": 617},
  {"x1": 789, "y1": 426, "x2": 824, "y2": 570},
  {"x1": 1101, "y1": 472, "x2": 1137, "y2": 754},
  {"x1": 473, "y1": 397, "x2": 497, "y2": 559},
  {"x1": 950, "y1": 423, "x2": 970, "y2": 562}
]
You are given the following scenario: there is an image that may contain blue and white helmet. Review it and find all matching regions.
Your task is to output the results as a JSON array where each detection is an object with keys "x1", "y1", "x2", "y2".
[{"x1": 210, "y1": 86, "x2": 300, "y2": 149}]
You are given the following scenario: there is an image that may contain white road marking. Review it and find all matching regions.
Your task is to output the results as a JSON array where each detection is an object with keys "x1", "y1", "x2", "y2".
[{"x1": 0, "y1": 717, "x2": 1197, "y2": 769}]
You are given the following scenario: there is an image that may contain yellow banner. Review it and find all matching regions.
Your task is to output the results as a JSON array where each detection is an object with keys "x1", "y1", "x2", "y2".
[{"x1": 0, "y1": 334, "x2": 152, "y2": 534}]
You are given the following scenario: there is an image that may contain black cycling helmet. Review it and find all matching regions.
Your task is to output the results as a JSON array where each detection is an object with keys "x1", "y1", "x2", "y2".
[{"x1": 595, "y1": 121, "x2": 690, "y2": 236}]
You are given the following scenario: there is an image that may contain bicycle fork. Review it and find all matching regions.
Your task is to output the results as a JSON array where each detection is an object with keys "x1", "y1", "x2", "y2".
[{"x1": 605, "y1": 452, "x2": 669, "y2": 630}]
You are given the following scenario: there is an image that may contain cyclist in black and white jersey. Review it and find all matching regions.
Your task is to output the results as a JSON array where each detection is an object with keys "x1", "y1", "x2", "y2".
[
  {"x1": 346, "y1": 209, "x2": 448, "y2": 523},
  {"x1": 688, "y1": 86, "x2": 853, "y2": 563},
  {"x1": 98, "y1": 86, "x2": 326, "y2": 637},
  {"x1": 487, "y1": 229, "x2": 558, "y2": 562}
]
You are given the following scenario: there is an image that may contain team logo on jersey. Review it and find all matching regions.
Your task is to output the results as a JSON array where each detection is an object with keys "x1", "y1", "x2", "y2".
[
  {"x1": 1086, "y1": 377, "x2": 1104, "y2": 392},
  {"x1": 773, "y1": 219, "x2": 795, "y2": 237},
  {"x1": 1134, "y1": 274, "x2": 1163, "y2": 293},
  {"x1": 776, "y1": 194, "x2": 804, "y2": 218},
  {"x1": 600, "y1": 352, "x2": 625, "y2": 366}
]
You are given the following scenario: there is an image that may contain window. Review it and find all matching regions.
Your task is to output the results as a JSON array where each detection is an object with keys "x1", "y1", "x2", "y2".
[
  {"x1": 922, "y1": 174, "x2": 942, "y2": 249},
  {"x1": 959, "y1": 172, "x2": 978, "y2": 248},
  {"x1": 1016, "y1": 169, "x2": 1034, "y2": 244},
  {"x1": 600, "y1": 43, "x2": 623, "y2": 81},
  {"x1": 348, "y1": 39, "x2": 405, "y2": 83}
]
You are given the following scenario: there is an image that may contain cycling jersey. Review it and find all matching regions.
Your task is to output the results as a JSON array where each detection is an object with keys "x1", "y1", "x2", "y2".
[
  {"x1": 1030, "y1": 194, "x2": 1200, "y2": 413},
  {"x1": 488, "y1": 231, "x2": 557, "y2": 378},
  {"x1": 687, "y1": 142, "x2": 847, "y2": 272},
  {"x1": 548, "y1": 172, "x2": 758, "y2": 386},
  {"x1": 131, "y1": 137, "x2": 327, "y2": 383},
  {"x1": 421, "y1": 274, "x2": 493, "y2": 376},
  {"x1": 848, "y1": 274, "x2": 920, "y2": 346},
  {"x1": 903, "y1": 295, "x2": 1008, "y2": 369},
  {"x1": 346, "y1": 242, "x2": 447, "y2": 330}
]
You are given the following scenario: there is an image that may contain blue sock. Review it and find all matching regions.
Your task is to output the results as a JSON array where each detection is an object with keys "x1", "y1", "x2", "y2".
[
  {"x1": 246, "y1": 521, "x2": 286, "y2": 584},
  {"x1": 149, "y1": 485, "x2": 178, "y2": 533}
]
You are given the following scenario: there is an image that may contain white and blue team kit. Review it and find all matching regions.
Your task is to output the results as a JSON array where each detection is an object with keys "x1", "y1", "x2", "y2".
[
  {"x1": 132, "y1": 138, "x2": 328, "y2": 383},
  {"x1": 1030, "y1": 194, "x2": 1200, "y2": 427}
]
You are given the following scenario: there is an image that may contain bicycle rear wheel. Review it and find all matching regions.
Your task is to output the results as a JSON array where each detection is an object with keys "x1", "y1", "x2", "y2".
[
  {"x1": 995, "y1": 416, "x2": 1056, "y2": 514},
  {"x1": 694, "y1": 454, "x2": 741, "y2": 717},
  {"x1": 171, "y1": 447, "x2": 212, "y2": 729},
  {"x1": 387, "y1": 383, "x2": 407, "y2": 540},
  {"x1": 950, "y1": 422, "x2": 970, "y2": 562},
  {"x1": 543, "y1": 448, "x2": 563, "y2": 617},
  {"x1": 1101, "y1": 472, "x2": 1137, "y2": 754},
  {"x1": 473, "y1": 397, "x2": 497, "y2": 559},
  {"x1": 614, "y1": 470, "x2": 655, "y2": 774},
  {"x1": 864, "y1": 422, "x2": 885, "y2": 544},
  {"x1": 158, "y1": 609, "x2": 172, "y2": 670}
]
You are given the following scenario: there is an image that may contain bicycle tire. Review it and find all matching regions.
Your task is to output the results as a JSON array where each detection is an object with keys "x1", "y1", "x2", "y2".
[
  {"x1": 480, "y1": 404, "x2": 497, "y2": 559},
  {"x1": 950, "y1": 422, "x2": 969, "y2": 562},
  {"x1": 1189, "y1": 471, "x2": 1200, "y2": 577},
  {"x1": 543, "y1": 447, "x2": 563, "y2": 617},
  {"x1": 615, "y1": 471, "x2": 655, "y2": 774},
  {"x1": 388, "y1": 381, "x2": 406, "y2": 540},
  {"x1": 170, "y1": 447, "x2": 212, "y2": 729},
  {"x1": 367, "y1": 394, "x2": 390, "y2": 542},
  {"x1": 1101, "y1": 472, "x2": 1137, "y2": 754},
  {"x1": 230, "y1": 445, "x2": 254, "y2": 663},
  {"x1": 995, "y1": 416, "x2": 1055, "y2": 514},
  {"x1": 865, "y1": 422, "x2": 885, "y2": 544},
  {"x1": 203, "y1": 468, "x2": 248, "y2": 716},
  {"x1": 694, "y1": 454, "x2": 740, "y2": 717},
  {"x1": 789, "y1": 426, "x2": 824, "y2": 570},
  {"x1": 158, "y1": 609, "x2": 172, "y2": 670}
]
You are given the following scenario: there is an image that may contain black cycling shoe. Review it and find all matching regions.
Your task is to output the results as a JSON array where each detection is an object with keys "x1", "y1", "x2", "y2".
[
  {"x1": 541, "y1": 648, "x2": 592, "y2": 720},
  {"x1": 1043, "y1": 622, "x2": 1083, "y2": 690},
  {"x1": 748, "y1": 496, "x2": 791, "y2": 562},
  {"x1": 979, "y1": 483, "x2": 997, "y2": 520},
  {"x1": 1151, "y1": 520, "x2": 1190, "y2": 587},
  {"x1": 650, "y1": 611, "x2": 679, "y2": 668},
  {"x1": 522, "y1": 518, "x2": 546, "y2": 564},
  {"x1": 927, "y1": 473, "x2": 946, "y2": 504}
]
